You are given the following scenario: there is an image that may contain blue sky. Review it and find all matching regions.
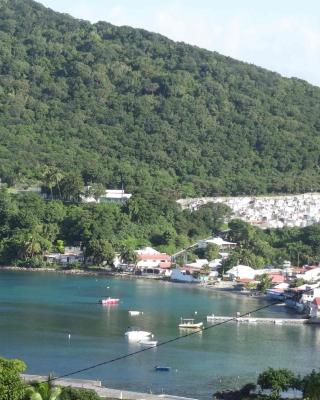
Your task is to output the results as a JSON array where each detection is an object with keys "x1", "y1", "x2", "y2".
[{"x1": 39, "y1": 0, "x2": 320, "y2": 86}]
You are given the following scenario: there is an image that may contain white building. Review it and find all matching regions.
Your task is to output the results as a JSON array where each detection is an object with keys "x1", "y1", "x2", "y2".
[
  {"x1": 177, "y1": 192, "x2": 320, "y2": 229},
  {"x1": 82, "y1": 188, "x2": 132, "y2": 204},
  {"x1": 135, "y1": 247, "x2": 171, "y2": 270},
  {"x1": 301, "y1": 286, "x2": 320, "y2": 303},
  {"x1": 198, "y1": 237, "x2": 237, "y2": 250},
  {"x1": 226, "y1": 265, "x2": 256, "y2": 280},
  {"x1": 208, "y1": 259, "x2": 222, "y2": 270},
  {"x1": 44, "y1": 247, "x2": 84, "y2": 265},
  {"x1": 185, "y1": 259, "x2": 209, "y2": 270},
  {"x1": 297, "y1": 267, "x2": 320, "y2": 283},
  {"x1": 170, "y1": 268, "x2": 200, "y2": 283}
]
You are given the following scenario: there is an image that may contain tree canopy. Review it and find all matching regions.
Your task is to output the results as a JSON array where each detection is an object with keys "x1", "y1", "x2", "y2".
[{"x1": 0, "y1": 0, "x2": 320, "y2": 196}]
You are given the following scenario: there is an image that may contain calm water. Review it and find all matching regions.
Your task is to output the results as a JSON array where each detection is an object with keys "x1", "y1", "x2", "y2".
[{"x1": 0, "y1": 271, "x2": 319, "y2": 399}]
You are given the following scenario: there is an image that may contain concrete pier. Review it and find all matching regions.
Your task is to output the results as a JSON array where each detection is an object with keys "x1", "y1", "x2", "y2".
[
  {"x1": 22, "y1": 374, "x2": 199, "y2": 400},
  {"x1": 206, "y1": 315, "x2": 309, "y2": 325}
]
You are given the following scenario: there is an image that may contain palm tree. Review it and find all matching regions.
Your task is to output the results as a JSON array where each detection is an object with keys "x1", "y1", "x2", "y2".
[
  {"x1": 42, "y1": 166, "x2": 63, "y2": 200},
  {"x1": 25, "y1": 381, "x2": 61, "y2": 400},
  {"x1": 24, "y1": 233, "x2": 42, "y2": 258}
]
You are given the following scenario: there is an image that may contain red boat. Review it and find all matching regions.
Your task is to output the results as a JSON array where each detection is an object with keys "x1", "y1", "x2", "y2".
[{"x1": 99, "y1": 297, "x2": 120, "y2": 305}]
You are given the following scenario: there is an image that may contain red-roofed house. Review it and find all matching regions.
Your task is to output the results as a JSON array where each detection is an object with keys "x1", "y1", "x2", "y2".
[
  {"x1": 310, "y1": 297, "x2": 320, "y2": 319},
  {"x1": 296, "y1": 266, "x2": 320, "y2": 282},
  {"x1": 267, "y1": 273, "x2": 285, "y2": 284},
  {"x1": 135, "y1": 247, "x2": 172, "y2": 271},
  {"x1": 237, "y1": 278, "x2": 255, "y2": 284}
]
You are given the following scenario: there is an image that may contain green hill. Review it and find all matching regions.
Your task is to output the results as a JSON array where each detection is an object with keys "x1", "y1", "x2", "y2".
[{"x1": 1, "y1": 0, "x2": 320, "y2": 196}]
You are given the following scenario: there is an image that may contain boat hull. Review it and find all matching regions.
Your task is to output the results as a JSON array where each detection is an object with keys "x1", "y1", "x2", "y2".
[
  {"x1": 139, "y1": 340, "x2": 158, "y2": 347},
  {"x1": 179, "y1": 323, "x2": 203, "y2": 329}
]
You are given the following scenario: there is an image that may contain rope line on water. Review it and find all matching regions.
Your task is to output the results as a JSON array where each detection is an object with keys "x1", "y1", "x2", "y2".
[{"x1": 45, "y1": 294, "x2": 296, "y2": 383}]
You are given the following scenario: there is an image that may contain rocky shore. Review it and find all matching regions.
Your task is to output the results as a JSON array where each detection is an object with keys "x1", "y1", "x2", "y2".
[
  {"x1": 0, "y1": 265, "x2": 164, "y2": 280},
  {"x1": 0, "y1": 265, "x2": 117, "y2": 276}
]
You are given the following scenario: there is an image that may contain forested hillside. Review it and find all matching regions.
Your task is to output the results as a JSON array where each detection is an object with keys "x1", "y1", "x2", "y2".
[{"x1": 1, "y1": 0, "x2": 320, "y2": 196}]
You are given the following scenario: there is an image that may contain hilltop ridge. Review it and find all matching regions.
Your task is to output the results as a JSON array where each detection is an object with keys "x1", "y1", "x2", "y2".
[{"x1": 1, "y1": 0, "x2": 320, "y2": 196}]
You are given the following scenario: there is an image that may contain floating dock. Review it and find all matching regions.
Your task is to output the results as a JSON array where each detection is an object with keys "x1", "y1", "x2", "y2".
[{"x1": 206, "y1": 315, "x2": 311, "y2": 325}]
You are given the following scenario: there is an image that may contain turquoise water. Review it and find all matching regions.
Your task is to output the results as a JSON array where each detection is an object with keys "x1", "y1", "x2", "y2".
[{"x1": 0, "y1": 271, "x2": 319, "y2": 399}]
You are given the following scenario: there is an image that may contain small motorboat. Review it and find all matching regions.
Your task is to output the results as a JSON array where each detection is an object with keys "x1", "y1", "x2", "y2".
[
  {"x1": 99, "y1": 298, "x2": 119, "y2": 305},
  {"x1": 129, "y1": 310, "x2": 143, "y2": 316},
  {"x1": 179, "y1": 318, "x2": 203, "y2": 329},
  {"x1": 154, "y1": 366, "x2": 171, "y2": 372},
  {"x1": 125, "y1": 327, "x2": 152, "y2": 340},
  {"x1": 139, "y1": 339, "x2": 158, "y2": 347}
]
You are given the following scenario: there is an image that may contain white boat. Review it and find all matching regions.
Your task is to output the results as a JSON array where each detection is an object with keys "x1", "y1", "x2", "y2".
[
  {"x1": 139, "y1": 339, "x2": 158, "y2": 347},
  {"x1": 129, "y1": 311, "x2": 143, "y2": 316},
  {"x1": 179, "y1": 318, "x2": 203, "y2": 329},
  {"x1": 207, "y1": 314, "x2": 215, "y2": 321},
  {"x1": 125, "y1": 327, "x2": 152, "y2": 340}
]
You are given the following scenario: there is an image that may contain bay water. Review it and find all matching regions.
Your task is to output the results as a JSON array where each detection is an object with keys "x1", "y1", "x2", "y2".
[{"x1": 0, "y1": 271, "x2": 319, "y2": 399}]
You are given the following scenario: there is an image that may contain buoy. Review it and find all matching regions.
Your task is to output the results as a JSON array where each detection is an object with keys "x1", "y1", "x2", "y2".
[
  {"x1": 107, "y1": 286, "x2": 110, "y2": 289},
  {"x1": 195, "y1": 311, "x2": 198, "y2": 315},
  {"x1": 68, "y1": 334, "x2": 71, "y2": 339}
]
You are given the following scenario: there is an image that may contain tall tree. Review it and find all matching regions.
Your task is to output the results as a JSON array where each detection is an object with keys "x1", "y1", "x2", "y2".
[
  {"x1": 60, "y1": 173, "x2": 84, "y2": 203},
  {"x1": 86, "y1": 239, "x2": 115, "y2": 266},
  {"x1": 42, "y1": 166, "x2": 63, "y2": 200},
  {"x1": 0, "y1": 357, "x2": 27, "y2": 400},
  {"x1": 258, "y1": 368, "x2": 297, "y2": 399},
  {"x1": 302, "y1": 370, "x2": 320, "y2": 400}
]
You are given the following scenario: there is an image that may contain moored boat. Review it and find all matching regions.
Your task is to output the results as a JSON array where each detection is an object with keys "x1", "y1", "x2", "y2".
[
  {"x1": 154, "y1": 366, "x2": 171, "y2": 372},
  {"x1": 129, "y1": 310, "x2": 143, "y2": 316},
  {"x1": 178, "y1": 318, "x2": 203, "y2": 329},
  {"x1": 99, "y1": 298, "x2": 120, "y2": 305},
  {"x1": 125, "y1": 327, "x2": 152, "y2": 340}
]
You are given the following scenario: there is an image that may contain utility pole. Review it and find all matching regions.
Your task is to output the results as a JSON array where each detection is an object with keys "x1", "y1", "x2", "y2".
[{"x1": 183, "y1": 251, "x2": 187, "y2": 265}]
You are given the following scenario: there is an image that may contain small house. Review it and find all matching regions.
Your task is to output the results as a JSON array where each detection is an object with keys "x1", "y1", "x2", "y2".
[
  {"x1": 198, "y1": 237, "x2": 237, "y2": 250},
  {"x1": 226, "y1": 265, "x2": 256, "y2": 281}
]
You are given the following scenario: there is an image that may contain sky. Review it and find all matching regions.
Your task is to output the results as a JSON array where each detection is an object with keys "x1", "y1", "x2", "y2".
[{"x1": 39, "y1": 0, "x2": 320, "y2": 87}]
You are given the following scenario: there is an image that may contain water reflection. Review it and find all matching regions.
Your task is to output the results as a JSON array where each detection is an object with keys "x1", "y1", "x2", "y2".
[{"x1": 0, "y1": 271, "x2": 319, "y2": 400}]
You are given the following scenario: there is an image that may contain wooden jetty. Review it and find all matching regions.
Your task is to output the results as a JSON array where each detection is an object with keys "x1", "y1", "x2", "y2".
[{"x1": 206, "y1": 315, "x2": 311, "y2": 325}]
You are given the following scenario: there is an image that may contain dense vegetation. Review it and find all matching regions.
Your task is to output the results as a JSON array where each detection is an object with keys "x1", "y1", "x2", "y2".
[
  {"x1": 1, "y1": 189, "x2": 320, "y2": 269},
  {"x1": 0, "y1": 189, "x2": 231, "y2": 266},
  {"x1": 1, "y1": 0, "x2": 320, "y2": 196},
  {"x1": 0, "y1": 356, "x2": 102, "y2": 400},
  {"x1": 214, "y1": 367, "x2": 320, "y2": 400},
  {"x1": 221, "y1": 218, "x2": 320, "y2": 269}
]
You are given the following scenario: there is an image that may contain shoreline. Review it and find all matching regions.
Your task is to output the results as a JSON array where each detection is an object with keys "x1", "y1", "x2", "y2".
[
  {"x1": 0, "y1": 265, "x2": 246, "y2": 295},
  {"x1": 22, "y1": 374, "x2": 199, "y2": 400}
]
